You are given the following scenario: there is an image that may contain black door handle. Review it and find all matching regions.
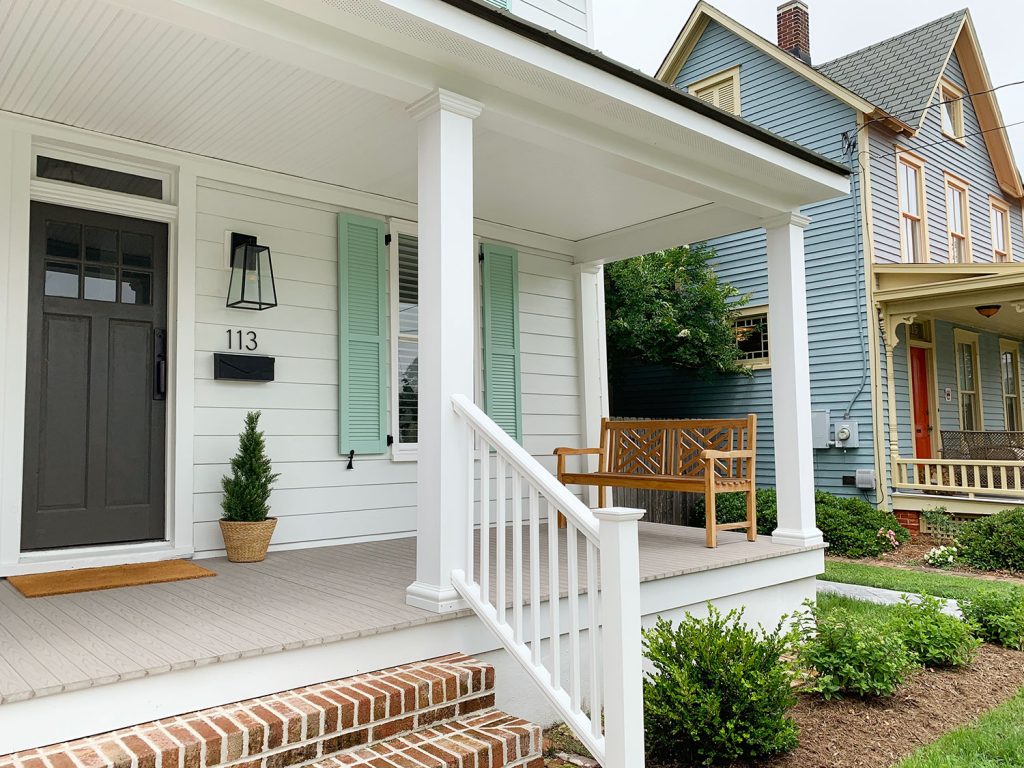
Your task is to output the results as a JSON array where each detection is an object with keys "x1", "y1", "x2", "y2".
[{"x1": 154, "y1": 328, "x2": 167, "y2": 400}]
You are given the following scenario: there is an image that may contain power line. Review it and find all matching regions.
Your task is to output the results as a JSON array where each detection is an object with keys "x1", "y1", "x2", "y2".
[
  {"x1": 857, "y1": 79, "x2": 1024, "y2": 133},
  {"x1": 873, "y1": 118, "x2": 1024, "y2": 161}
]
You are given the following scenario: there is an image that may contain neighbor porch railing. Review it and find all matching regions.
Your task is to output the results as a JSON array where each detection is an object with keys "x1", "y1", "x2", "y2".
[
  {"x1": 450, "y1": 394, "x2": 645, "y2": 768},
  {"x1": 894, "y1": 457, "x2": 1024, "y2": 498}
]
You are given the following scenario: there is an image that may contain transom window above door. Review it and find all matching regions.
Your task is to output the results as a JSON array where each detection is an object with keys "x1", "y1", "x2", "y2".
[{"x1": 43, "y1": 219, "x2": 154, "y2": 304}]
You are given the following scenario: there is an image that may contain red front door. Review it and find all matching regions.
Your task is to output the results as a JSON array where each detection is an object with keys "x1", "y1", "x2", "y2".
[{"x1": 910, "y1": 346, "x2": 933, "y2": 459}]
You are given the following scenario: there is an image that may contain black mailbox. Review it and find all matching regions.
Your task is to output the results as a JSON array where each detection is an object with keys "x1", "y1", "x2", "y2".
[{"x1": 214, "y1": 353, "x2": 275, "y2": 382}]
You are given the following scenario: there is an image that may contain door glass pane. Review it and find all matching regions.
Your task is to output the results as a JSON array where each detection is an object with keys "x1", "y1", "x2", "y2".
[
  {"x1": 44, "y1": 261, "x2": 80, "y2": 297},
  {"x1": 121, "y1": 232, "x2": 154, "y2": 268},
  {"x1": 397, "y1": 338, "x2": 418, "y2": 444},
  {"x1": 397, "y1": 235, "x2": 418, "y2": 335},
  {"x1": 84, "y1": 226, "x2": 118, "y2": 264},
  {"x1": 120, "y1": 271, "x2": 152, "y2": 305},
  {"x1": 45, "y1": 221, "x2": 80, "y2": 260},
  {"x1": 83, "y1": 265, "x2": 117, "y2": 301}
]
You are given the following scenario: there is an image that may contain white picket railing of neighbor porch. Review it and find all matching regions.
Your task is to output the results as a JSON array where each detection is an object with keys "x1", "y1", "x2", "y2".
[{"x1": 450, "y1": 394, "x2": 646, "y2": 768}]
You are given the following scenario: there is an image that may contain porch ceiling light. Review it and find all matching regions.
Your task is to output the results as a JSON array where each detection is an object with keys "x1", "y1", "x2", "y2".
[
  {"x1": 975, "y1": 304, "x2": 1001, "y2": 318},
  {"x1": 227, "y1": 233, "x2": 277, "y2": 311}
]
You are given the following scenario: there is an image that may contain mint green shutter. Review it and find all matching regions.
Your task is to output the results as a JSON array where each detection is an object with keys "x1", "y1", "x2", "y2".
[
  {"x1": 338, "y1": 213, "x2": 388, "y2": 454},
  {"x1": 481, "y1": 243, "x2": 522, "y2": 442}
]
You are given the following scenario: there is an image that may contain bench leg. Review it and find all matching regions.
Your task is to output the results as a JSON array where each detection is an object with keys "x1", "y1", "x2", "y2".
[
  {"x1": 746, "y1": 489, "x2": 757, "y2": 542},
  {"x1": 705, "y1": 492, "x2": 717, "y2": 548},
  {"x1": 598, "y1": 485, "x2": 607, "y2": 509}
]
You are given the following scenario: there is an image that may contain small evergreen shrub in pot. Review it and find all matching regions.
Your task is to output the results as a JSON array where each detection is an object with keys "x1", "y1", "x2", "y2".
[
  {"x1": 956, "y1": 507, "x2": 1024, "y2": 571},
  {"x1": 798, "y1": 603, "x2": 914, "y2": 699},
  {"x1": 815, "y1": 491, "x2": 910, "y2": 558},
  {"x1": 887, "y1": 595, "x2": 980, "y2": 668},
  {"x1": 220, "y1": 411, "x2": 281, "y2": 563},
  {"x1": 642, "y1": 605, "x2": 798, "y2": 766},
  {"x1": 959, "y1": 589, "x2": 1024, "y2": 650}
]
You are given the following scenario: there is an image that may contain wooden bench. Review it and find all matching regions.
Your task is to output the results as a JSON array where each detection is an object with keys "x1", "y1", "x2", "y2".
[{"x1": 554, "y1": 416, "x2": 757, "y2": 548}]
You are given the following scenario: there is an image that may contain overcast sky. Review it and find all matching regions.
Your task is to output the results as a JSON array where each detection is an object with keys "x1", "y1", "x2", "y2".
[{"x1": 590, "y1": 0, "x2": 1024, "y2": 158}]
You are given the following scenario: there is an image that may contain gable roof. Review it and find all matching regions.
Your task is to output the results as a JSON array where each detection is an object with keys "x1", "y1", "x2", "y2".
[
  {"x1": 657, "y1": 3, "x2": 1022, "y2": 199},
  {"x1": 816, "y1": 10, "x2": 966, "y2": 128}
]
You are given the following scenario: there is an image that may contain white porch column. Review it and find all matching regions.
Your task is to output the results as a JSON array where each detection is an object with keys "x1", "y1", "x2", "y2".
[
  {"x1": 764, "y1": 212, "x2": 823, "y2": 547},
  {"x1": 405, "y1": 89, "x2": 483, "y2": 613},
  {"x1": 575, "y1": 265, "x2": 610, "y2": 505}
]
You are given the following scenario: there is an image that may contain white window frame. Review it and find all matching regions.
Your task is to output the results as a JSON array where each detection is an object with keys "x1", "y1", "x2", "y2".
[
  {"x1": 31, "y1": 143, "x2": 175, "y2": 205},
  {"x1": 990, "y1": 196, "x2": 1012, "y2": 262},
  {"x1": 954, "y1": 329, "x2": 983, "y2": 431},
  {"x1": 896, "y1": 151, "x2": 929, "y2": 263},
  {"x1": 687, "y1": 66, "x2": 741, "y2": 116},
  {"x1": 733, "y1": 305, "x2": 770, "y2": 369},
  {"x1": 1000, "y1": 339, "x2": 1023, "y2": 432},
  {"x1": 944, "y1": 172, "x2": 971, "y2": 263},
  {"x1": 939, "y1": 78, "x2": 966, "y2": 144},
  {"x1": 388, "y1": 218, "x2": 420, "y2": 461}
]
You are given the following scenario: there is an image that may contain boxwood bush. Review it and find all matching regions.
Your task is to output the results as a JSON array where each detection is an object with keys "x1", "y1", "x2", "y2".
[
  {"x1": 959, "y1": 589, "x2": 1024, "y2": 650},
  {"x1": 692, "y1": 488, "x2": 777, "y2": 535},
  {"x1": 956, "y1": 507, "x2": 1024, "y2": 572},
  {"x1": 798, "y1": 604, "x2": 914, "y2": 699},
  {"x1": 642, "y1": 605, "x2": 798, "y2": 766},
  {"x1": 815, "y1": 491, "x2": 910, "y2": 558}
]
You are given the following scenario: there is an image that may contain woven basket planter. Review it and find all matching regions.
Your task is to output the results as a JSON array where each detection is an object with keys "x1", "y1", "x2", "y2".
[{"x1": 219, "y1": 518, "x2": 277, "y2": 563}]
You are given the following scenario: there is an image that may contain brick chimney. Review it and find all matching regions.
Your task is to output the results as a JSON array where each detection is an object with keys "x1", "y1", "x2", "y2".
[{"x1": 777, "y1": 1, "x2": 811, "y2": 65}]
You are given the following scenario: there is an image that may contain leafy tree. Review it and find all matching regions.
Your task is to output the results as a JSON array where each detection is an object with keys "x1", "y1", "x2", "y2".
[
  {"x1": 221, "y1": 411, "x2": 280, "y2": 522},
  {"x1": 604, "y1": 245, "x2": 749, "y2": 380}
]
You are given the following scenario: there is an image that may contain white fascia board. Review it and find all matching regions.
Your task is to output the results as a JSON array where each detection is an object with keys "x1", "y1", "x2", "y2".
[{"x1": 149, "y1": 0, "x2": 849, "y2": 209}]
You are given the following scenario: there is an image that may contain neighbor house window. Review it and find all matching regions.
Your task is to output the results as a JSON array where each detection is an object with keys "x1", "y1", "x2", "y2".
[
  {"x1": 944, "y1": 174, "x2": 971, "y2": 263},
  {"x1": 688, "y1": 66, "x2": 741, "y2": 115},
  {"x1": 389, "y1": 224, "x2": 419, "y2": 458},
  {"x1": 939, "y1": 79, "x2": 965, "y2": 142},
  {"x1": 955, "y1": 329, "x2": 982, "y2": 430},
  {"x1": 1001, "y1": 340, "x2": 1023, "y2": 432},
  {"x1": 897, "y1": 153, "x2": 928, "y2": 263},
  {"x1": 733, "y1": 308, "x2": 769, "y2": 368},
  {"x1": 990, "y1": 197, "x2": 1012, "y2": 262}
]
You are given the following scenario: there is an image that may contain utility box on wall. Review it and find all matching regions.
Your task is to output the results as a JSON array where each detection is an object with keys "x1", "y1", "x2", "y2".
[
  {"x1": 833, "y1": 420, "x2": 860, "y2": 449},
  {"x1": 812, "y1": 409, "x2": 831, "y2": 449}
]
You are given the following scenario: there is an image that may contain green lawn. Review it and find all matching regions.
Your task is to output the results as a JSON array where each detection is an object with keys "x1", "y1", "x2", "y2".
[
  {"x1": 897, "y1": 688, "x2": 1024, "y2": 767},
  {"x1": 814, "y1": 592, "x2": 898, "y2": 626},
  {"x1": 822, "y1": 561, "x2": 1020, "y2": 603}
]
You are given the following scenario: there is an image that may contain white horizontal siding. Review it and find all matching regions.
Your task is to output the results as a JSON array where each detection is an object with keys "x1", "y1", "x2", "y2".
[
  {"x1": 507, "y1": 0, "x2": 589, "y2": 44},
  {"x1": 193, "y1": 182, "x2": 584, "y2": 555}
]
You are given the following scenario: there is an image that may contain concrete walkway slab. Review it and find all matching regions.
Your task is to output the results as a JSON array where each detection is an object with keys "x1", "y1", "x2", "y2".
[{"x1": 817, "y1": 580, "x2": 962, "y2": 618}]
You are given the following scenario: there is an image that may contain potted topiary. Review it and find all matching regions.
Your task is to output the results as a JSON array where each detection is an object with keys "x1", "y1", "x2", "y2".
[{"x1": 220, "y1": 411, "x2": 280, "y2": 562}]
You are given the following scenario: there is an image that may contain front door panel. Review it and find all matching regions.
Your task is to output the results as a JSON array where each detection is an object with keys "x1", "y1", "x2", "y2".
[
  {"x1": 22, "y1": 203, "x2": 168, "y2": 550},
  {"x1": 910, "y1": 346, "x2": 933, "y2": 460}
]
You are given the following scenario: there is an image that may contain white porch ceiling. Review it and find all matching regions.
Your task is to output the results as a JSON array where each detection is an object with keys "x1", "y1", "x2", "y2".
[{"x1": 0, "y1": 0, "x2": 846, "y2": 249}]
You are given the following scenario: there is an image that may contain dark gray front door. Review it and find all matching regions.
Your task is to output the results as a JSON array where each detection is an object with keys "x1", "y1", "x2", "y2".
[{"x1": 22, "y1": 203, "x2": 168, "y2": 550}]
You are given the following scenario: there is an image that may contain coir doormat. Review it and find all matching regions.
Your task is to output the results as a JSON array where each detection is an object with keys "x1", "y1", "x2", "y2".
[{"x1": 7, "y1": 559, "x2": 215, "y2": 598}]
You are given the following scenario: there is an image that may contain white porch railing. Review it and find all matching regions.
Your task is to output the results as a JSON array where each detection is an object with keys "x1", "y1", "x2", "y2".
[
  {"x1": 450, "y1": 394, "x2": 645, "y2": 768},
  {"x1": 894, "y1": 457, "x2": 1024, "y2": 497}
]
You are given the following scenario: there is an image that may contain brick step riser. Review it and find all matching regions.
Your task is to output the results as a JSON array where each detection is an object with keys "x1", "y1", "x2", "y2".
[{"x1": 2, "y1": 655, "x2": 497, "y2": 768}]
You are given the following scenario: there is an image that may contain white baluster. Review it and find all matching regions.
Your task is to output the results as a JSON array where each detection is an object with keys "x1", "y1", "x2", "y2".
[
  {"x1": 530, "y1": 487, "x2": 542, "y2": 666},
  {"x1": 480, "y1": 436, "x2": 490, "y2": 604},
  {"x1": 496, "y1": 455, "x2": 507, "y2": 622},
  {"x1": 586, "y1": 538, "x2": 601, "y2": 738},
  {"x1": 512, "y1": 470, "x2": 523, "y2": 644},
  {"x1": 567, "y1": 521, "x2": 581, "y2": 713},
  {"x1": 466, "y1": 424, "x2": 475, "y2": 586},
  {"x1": 548, "y1": 501, "x2": 562, "y2": 692}
]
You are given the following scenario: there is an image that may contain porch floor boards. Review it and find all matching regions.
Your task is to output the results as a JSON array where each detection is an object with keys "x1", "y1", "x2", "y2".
[{"x1": 0, "y1": 522, "x2": 803, "y2": 705}]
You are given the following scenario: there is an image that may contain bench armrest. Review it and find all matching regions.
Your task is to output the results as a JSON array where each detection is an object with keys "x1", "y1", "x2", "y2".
[
  {"x1": 553, "y1": 447, "x2": 604, "y2": 480},
  {"x1": 701, "y1": 449, "x2": 755, "y2": 460}
]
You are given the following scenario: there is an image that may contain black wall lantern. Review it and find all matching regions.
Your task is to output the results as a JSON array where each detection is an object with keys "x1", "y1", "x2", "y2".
[{"x1": 227, "y1": 233, "x2": 278, "y2": 310}]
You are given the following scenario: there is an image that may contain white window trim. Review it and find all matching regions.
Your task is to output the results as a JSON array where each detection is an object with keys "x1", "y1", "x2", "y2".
[
  {"x1": 943, "y1": 172, "x2": 972, "y2": 264},
  {"x1": 896, "y1": 150, "x2": 928, "y2": 263},
  {"x1": 687, "y1": 66, "x2": 741, "y2": 116},
  {"x1": 1000, "y1": 339, "x2": 1023, "y2": 432},
  {"x1": 989, "y1": 196, "x2": 1012, "y2": 262},
  {"x1": 734, "y1": 304, "x2": 770, "y2": 370},
  {"x1": 31, "y1": 142, "x2": 176, "y2": 205},
  {"x1": 939, "y1": 78, "x2": 966, "y2": 145},
  {"x1": 953, "y1": 328, "x2": 983, "y2": 431},
  {"x1": 388, "y1": 218, "x2": 419, "y2": 462}
]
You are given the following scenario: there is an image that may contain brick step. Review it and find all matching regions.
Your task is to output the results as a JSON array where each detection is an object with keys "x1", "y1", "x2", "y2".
[
  {"x1": 313, "y1": 710, "x2": 543, "y2": 768},
  {"x1": 1, "y1": 654, "x2": 501, "y2": 768}
]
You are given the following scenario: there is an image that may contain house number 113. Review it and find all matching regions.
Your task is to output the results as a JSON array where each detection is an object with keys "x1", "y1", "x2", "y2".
[{"x1": 227, "y1": 329, "x2": 258, "y2": 351}]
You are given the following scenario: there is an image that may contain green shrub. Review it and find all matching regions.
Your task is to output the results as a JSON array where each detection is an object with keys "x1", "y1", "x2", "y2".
[
  {"x1": 920, "y1": 506, "x2": 964, "y2": 539},
  {"x1": 815, "y1": 491, "x2": 910, "y2": 558},
  {"x1": 956, "y1": 507, "x2": 1024, "y2": 572},
  {"x1": 887, "y1": 595, "x2": 980, "y2": 668},
  {"x1": 959, "y1": 589, "x2": 1024, "y2": 650},
  {"x1": 798, "y1": 603, "x2": 914, "y2": 699},
  {"x1": 642, "y1": 606, "x2": 798, "y2": 766},
  {"x1": 692, "y1": 488, "x2": 777, "y2": 535}
]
